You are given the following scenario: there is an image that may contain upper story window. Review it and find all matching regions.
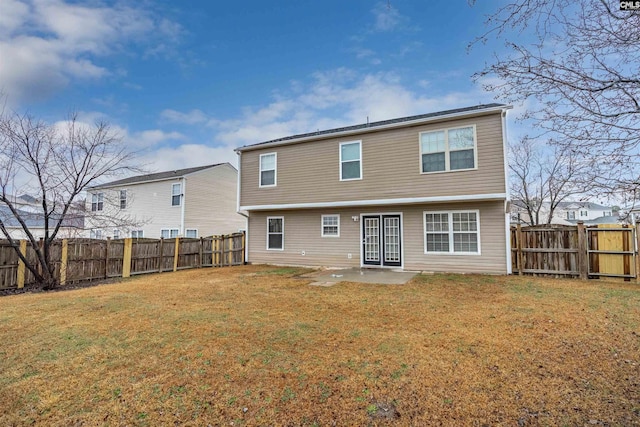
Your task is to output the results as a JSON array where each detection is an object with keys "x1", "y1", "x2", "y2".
[
  {"x1": 580, "y1": 210, "x2": 588, "y2": 217},
  {"x1": 567, "y1": 211, "x2": 576, "y2": 220},
  {"x1": 91, "y1": 193, "x2": 104, "y2": 212},
  {"x1": 260, "y1": 153, "x2": 277, "y2": 187},
  {"x1": 321, "y1": 214, "x2": 340, "y2": 237},
  {"x1": 420, "y1": 126, "x2": 476, "y2": 173},
  {"x1": 424, "y1": 210, "x2": 480, "y2": 254},
  {"x1": 172, "y1": 183, "x2": 182, "y2": 206},
  {"x1": 120, "y1": 190, "x2": 127, "y2": 209},
  {"x1": 340, "y1": 141, "x2": 362, "y2": 181}
]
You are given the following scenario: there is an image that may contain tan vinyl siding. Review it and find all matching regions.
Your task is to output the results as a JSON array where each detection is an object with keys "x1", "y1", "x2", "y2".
[
  {"x1": 247, "y1": 201, "x2": 507, "y2": 274},
  {"x1": 240, "y1": 113, "x2": 506, "y2": 207},
  {"x1": 184, "y1": 164, "x2": 246, "y2": 235}
]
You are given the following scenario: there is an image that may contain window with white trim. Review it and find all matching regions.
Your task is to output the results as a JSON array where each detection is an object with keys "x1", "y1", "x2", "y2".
[
  {"x1": 90, "y1": 229, "x2": 103, "y2": 239},
  {"x1": 580, "y1": 210, "x2": 588, "y2": 217},
  {"x1": 185, "y1": 229, "x2": 198, "y2": 238},
  {"x1": 260, "y1": 153, "x2": 277, "y2": 187},
  {"x1": 113, "y1": 229, "x2": 121, "y2": 239},
  {"x1": 172, "y1": 183, "x2": 182, "y2": 206},
  {"x1": 567, "y1": 211, "x2": 576, "y2": 220},
  {"x1": 120, "y1": 190, "x2": 127, "y2": 209},
  {"x1": 267, "y1": 217, "x2": 284, "y2": 250},
  {"x1": 161, "y1": 228, "x2": 180, "y2": 239},
  {"x1": 91, "y1": 193, "x2": 104, "y2": 211},
  {"x1": 424, "y1": 211, "x2": 480, "y2": 254},
  {"x1": 420, "y1": 126, "x2": 476, "y2": 173},
  {"x1": 340, "y1": 141, "x2": 362, "y2": 180},
  {"x1": 131, "y1": 230, "x2": 144, "y2": 238},
  {"x1": 321, "y1": 214, "x2": 340, "y2": 237}
]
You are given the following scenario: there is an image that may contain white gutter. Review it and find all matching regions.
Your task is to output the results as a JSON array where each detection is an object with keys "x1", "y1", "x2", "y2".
[
  {"x1": 236, "y1": 105, "x2": 512, "y2": 152},
  {"x1": 241, "y1": 193, "x2": 508, "y2": 211}
]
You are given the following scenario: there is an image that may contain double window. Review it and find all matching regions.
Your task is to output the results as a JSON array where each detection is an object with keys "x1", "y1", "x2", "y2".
[
  {"x1": 267, "y1": 217, "x2": 284, "y2": 250},
  {"x1": 172, "y1": 183, "x2": 182, "y2": 206},
  {"x1": 424, "y1": 210, "x2": 480, "y2": 254},
  {"x1": 161, "y1": 228, "x2": 180, "y2": 239},
  {"x1": 131, "y1": 230, "x2": 144, "y2": 238},
  {"x1": 420, "y1": 126, "x2": 476, "y2": 173},
  {"x1": 91, "y1": 193, "x2": 104, "y2": 212},
  {"x1": 260, "y1": 153, "x2": 277, "y2": 187},
  {"x1": 90, "y1": 229, "x2": 103, "y2": 239},
  {"x1": 340, "y1": 141, "x2": 362, "y2": 180},
  {"x1": 321, "y1": 214, "x2": 340, "y2": 237}
]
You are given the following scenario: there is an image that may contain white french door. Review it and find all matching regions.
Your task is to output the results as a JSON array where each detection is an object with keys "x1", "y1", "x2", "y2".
[{"x1": 362, "y1": 214, "x2": 402, "y2": 267}]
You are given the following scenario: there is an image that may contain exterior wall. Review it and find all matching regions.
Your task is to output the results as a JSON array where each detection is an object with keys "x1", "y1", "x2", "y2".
[
  {"x1": 184, "y1": 164, "x2": 247, "y2": 236},
  {"x1": 4, "y1": 227, "x2": 83, "y2": 240},
  {"x1": 247, "y1": 201, "x2": 508, "y2": 274},
  {"x1": 240, "y1": 113, "x2": 506, "y2": 208}
]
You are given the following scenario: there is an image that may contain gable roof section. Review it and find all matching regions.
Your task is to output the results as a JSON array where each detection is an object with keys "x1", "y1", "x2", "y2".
[
  {"x1": 89, "y1": 163, "x2": 227, "y2": 190},
  {"x1": 236, "y1": 103, "x2": 509, "y2": 152}
]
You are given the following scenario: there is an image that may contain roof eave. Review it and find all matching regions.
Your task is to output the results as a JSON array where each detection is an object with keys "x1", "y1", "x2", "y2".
[{"x1": 235, "y1": 105, "x2": 512, "y2": 153}]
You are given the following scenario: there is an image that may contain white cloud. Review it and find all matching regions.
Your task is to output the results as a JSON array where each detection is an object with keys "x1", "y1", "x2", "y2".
[
  {"x1": 160, "y1": 109, "x2": 208, "y2": 125},
  {"x1": 0, "y1": 0, "x2": 183, "y2": 106},
  {"x1": 371, "y1": 2, "x2": 403, "y2": 32},
  {"x1": 140, "y1": 144, "x2": 239, "y2": 172}
]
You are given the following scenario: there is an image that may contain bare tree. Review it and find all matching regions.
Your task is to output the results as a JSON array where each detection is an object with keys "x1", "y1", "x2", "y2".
[
  {"x1": 0, "y1": 108, "x2": 141, "y2": 289},
  {"x1": 510, "y1": 137, "x2": 588, "y2": 225},
  {"x1": 470, "y1": 0, "x2": 640, "y2": 197}
]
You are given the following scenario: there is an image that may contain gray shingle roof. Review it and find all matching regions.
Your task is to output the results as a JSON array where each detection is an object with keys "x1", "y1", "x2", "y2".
[
  {"x1": 236, "y1": 103, "x2": 507, "y2": 151},
  {"x1": 89, "y1": 163, "x2": 227, "y2": 189}
]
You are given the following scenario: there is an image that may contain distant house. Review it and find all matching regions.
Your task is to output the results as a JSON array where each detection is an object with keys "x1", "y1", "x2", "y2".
[
  {"x1": 236, "y1": 104, "x2": 512, "y2": 274},
  {"x1": 85, "y1": 163, "x2": 246, "y2": 239},
  {"x1": 511, "y1": 200, "x2": 617, "y2": 225},
  {"x1": 0, "y1": 204, "x2": 84, "y2": 240}
]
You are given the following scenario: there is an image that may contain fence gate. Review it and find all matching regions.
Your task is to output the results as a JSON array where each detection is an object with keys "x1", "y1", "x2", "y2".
[{"x1": 587, "y1": 225, "x2": 637, "y2": 280}]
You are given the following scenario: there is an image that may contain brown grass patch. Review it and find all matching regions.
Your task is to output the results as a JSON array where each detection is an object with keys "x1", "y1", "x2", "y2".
[{"x1": 1, "y1": 265, "x2": 639, "y2": 425}]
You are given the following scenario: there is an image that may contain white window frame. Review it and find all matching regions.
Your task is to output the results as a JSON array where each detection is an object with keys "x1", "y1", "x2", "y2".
[
  {"x1": 171, "y1": 183, "x2": 182, "y2": 207},
  {"x1": 419, "y1": 125, "x2": 478, "y2": 174},
  {"x1": 90, "y1": 229, "x2": 103, "y2": 239},
  {"x1": 113, "y1": 229, "x2": 120, "y2": 239},
  {"x1": 321, "y1": 214, "x2": 340, "y2": 237},
  {"x1": 259, "y1": 153, "x2": 277, "y2": 187},
  {"x1": 161, "y1": 228, "x2": 180, "y2": 239},
  {"x1": 423, "y1": 210, "x2": 481, "y2": 255},
  {"x1": 119, "y1": 190, "x2": 127, "y2": 209},
  {"x1": 131, "y1": 230, "x2": 144, "y2": 238},
  {"x1": 91, "y1": 193, "x2": 104, "y2": 212},
  {"x1": 567, "y1": 211, "x2": 576, "y2": 220},
  {"x1": 266, "y1": 216, "x2": 284, "y2": 250},
  {"x1": 185, "y1": 229, "x2": 198, "y2": 238},
  {"x1": 339, "y1": 141, "x2": 362, "y2": 181}
]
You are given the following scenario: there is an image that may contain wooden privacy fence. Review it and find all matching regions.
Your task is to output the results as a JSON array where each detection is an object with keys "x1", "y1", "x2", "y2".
[
  {"x1": 0, "y1": 232, "x2": 245, "y2": 290},
  {"x1": 511, "y1": 222, "x2": 639, "y2": 281}
]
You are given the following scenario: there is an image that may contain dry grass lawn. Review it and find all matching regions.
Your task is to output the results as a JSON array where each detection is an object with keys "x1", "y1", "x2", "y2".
[{"x1": 0, "y1": 265, "x2": 639, "y2": 426}]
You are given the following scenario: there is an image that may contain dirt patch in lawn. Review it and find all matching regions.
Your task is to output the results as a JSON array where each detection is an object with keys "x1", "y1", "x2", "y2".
[{"x1": 0, "y1": 265, "x2": 639, "y2": 426}]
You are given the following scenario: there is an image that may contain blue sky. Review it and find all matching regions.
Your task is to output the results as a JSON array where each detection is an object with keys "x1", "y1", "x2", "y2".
[{"x1": 0, "y1": 0, "x2": 513, "y2": 173}]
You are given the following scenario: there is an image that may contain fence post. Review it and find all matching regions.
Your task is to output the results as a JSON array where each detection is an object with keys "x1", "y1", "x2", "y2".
[
  {"x1": 122, "y1": 238, "x2": 132, "y2": 278},
  {"x1": 636, "y1": 221, "x2": 640, "y2": 284},
  {"x1": 158, "y1": 238, "x2": 164, "y2": 273},
  {"x1": 17, "y1": 240, "x2": 27, "y2": 288},
  {"x1": 242, "y1": 231, "x2": 246, "y2": 265},
  {"x1": 577, "y1": 221, "x2": 588, "y2": 280},
  {"x1": 516, "y1": 224, "x2": 523, "y2": 275},
  {"x1": 173, "y1": 237, "x2": 180, "y2": 272},
  {"x1": 104, "y1": 237, "x2": 110, "y2": 280},
  {"x1": 60, "y1": 239, "x2": 68, "y2": 285},
  {"x1": 199, "y1": 237, "x2": 203, "y2": 268},
  {"x1": 229, "y1": 234, "x2": 234, "y2": 265}
]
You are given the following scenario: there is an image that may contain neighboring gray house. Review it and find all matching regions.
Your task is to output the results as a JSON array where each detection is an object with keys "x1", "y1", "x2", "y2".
[
  {"x1": 85, "y1": 163, "x2": 246, "y2": 239},
  {"x1": 0, "y1": 204, "x2": 84, "y2": 240},
  {"x1": 236, "y1": 104, "x2": 512, "y2": 274},
  {"x1": 511, "y1": 200, "x2": 616, "y2": 225}
]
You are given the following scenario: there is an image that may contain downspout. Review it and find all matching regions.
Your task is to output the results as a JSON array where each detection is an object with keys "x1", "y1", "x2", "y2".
[
  {"x1": 502, "y1": 108, "x2": 512, "y2": 274},
  {"x1": 180, "y1": 177, "x2": 186, "y2": 236},
  {"x1": 236, "y1": 150, "x2": 249, "y2": 263}
]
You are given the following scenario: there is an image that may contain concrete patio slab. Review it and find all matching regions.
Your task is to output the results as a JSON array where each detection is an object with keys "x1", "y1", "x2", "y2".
[{"x1": 302, "y1": 268, "x2": 417, "y2": 286}]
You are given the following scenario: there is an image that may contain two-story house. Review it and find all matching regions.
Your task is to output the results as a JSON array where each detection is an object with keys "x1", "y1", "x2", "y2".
[
  {"x1": 85, "y1": 163, "x2": 246, "y2": 239},
  {"x1": 511, "y1": 200, "x2": 616, "y2": 225},
  {"x1": 236, "y1": 104, "x2": 512, "y2": 274}
]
